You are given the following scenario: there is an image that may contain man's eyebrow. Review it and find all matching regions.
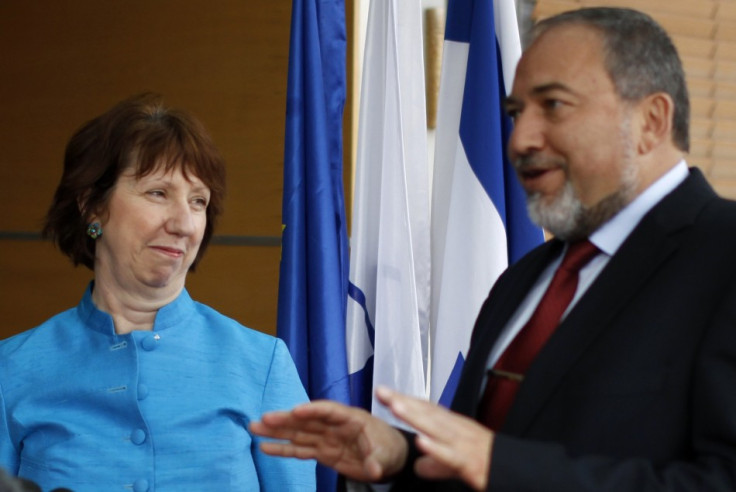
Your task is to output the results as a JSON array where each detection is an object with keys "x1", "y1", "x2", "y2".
[
  {"x1": 531, "y1": 82, "x2": 576, "y2": 96},
  {"x1": 503, "y1": 82, "x2": 579, "y2": 111}
]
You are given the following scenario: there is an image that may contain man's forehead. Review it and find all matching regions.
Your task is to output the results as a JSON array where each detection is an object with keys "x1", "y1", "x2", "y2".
[
  {"x1": 528, "y1": 22, "x2": 603, "y2": 49},
  {"x1": 523, "y1": 24, "x2": 603, "y2": 65},
  {"x1": 512, "y1": 24, "x2": 609, "y2": 93}
]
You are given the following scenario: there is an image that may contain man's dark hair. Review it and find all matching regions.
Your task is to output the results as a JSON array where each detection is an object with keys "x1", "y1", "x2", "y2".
[{"x1": 532, "y1": 7, "x2": 690, "y2": 151}]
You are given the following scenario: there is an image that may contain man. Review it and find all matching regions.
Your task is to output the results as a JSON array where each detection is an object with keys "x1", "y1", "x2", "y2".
[{"x1": 251, "y1": 7, "x2": 736, "y2": 491}]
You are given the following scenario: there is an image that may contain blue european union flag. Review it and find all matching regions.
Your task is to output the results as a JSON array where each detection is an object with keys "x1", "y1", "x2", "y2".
[{"x1": 277, "y1": 1, "x2": 350, "y2": 489}]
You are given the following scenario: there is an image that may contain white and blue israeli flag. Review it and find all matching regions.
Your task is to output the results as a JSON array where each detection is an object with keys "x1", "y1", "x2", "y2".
[{"x1": 429, "y1": 0, "x2": 544, "y2": 406}]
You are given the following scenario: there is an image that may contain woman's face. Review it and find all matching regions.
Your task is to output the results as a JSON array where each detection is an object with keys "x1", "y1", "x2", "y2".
[{"x1": 92, "y1": 164, "x2": 210, "y2": 297}]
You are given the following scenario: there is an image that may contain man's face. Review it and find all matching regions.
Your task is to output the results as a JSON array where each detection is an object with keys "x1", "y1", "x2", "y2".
[{"x1": 505, "y1": 25, "x2": 640, "y2": 240}]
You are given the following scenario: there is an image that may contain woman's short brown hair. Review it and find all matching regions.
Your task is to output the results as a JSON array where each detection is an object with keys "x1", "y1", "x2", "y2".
[{"x1": 43, "y1": 93, "x2": 227, "y2": 270}]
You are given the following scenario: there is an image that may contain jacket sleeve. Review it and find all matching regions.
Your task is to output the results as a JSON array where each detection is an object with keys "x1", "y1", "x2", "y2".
[
  {"x1": 0, "y1": 383, "x2": 20, "y2": 476},
  {"x1": 252, "y1": 338, "x2": 316, "y2": 492},
  {"x1": 389, "y1": 429, "x2": 469, "y2": 491}
]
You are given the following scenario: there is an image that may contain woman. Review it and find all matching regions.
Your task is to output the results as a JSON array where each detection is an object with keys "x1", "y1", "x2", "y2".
[{"x1": 0, "y1": 94, "x2": 315, "y2": 491}]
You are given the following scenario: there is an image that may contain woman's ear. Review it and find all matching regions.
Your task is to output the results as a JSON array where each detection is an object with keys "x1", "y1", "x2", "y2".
[
  {"x1": 77, "y1": 195, "x2": 92, "y2": 222},
  {"x1": 78, "y1": 194, "x2": 104, "y2": 226}
]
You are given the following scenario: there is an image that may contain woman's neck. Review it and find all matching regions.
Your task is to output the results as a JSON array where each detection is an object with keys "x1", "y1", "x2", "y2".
[{"x1": 91, "y1": 280, "x2": 180, "y2": 335}]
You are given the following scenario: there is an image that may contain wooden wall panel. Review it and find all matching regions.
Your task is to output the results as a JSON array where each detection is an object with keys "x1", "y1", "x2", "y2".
[
  {"x1": 0, "y1": 0, "x2": 291, "y2": 236},
  {"x1": 0, "y1": 241, "x2": 94, "y2": 336},
  {"x1": 176, "y1": 244, "x2": 282, "y2": 335},
  {"x1": 0, "y1": 1, "x2": 292, "y2": 338}
]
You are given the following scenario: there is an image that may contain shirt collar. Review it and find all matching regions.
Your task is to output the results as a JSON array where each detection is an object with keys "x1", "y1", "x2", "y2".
[
  {"x1": 80, "y1": 281, "x2": 195, "y2": 336},
  {"x1": 590, "y1": 160, "x2": 688, "y2": 256}
]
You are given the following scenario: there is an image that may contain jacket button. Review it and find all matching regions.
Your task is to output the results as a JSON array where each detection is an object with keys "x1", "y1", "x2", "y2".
[
  {"x1": 141, "y1": 334, "x2": 160, "y2": 351},
  {"x1": 133, "y1": 478, "x2": 149, "y2": 492},
  {"x1": 137, "y1": 383, "x2": 149, "y2": 401},
  {"x1": 131, "y1": 429, "x2": 146, "y2": 445}
]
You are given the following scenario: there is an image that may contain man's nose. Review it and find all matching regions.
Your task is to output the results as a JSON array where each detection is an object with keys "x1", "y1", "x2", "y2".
[{"x1": 508, "y1": 111, "x2": 545, "y2": 161}]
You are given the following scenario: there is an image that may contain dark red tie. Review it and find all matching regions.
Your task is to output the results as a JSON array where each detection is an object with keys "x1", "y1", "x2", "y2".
[{"x1": 479, "y1": 240, "x2": 600, "y2": 430}]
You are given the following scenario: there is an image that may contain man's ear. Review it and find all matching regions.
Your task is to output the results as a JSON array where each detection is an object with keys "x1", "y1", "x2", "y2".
[{"x1": 636, "y1": 92, "x2": 675, "y2": 155}]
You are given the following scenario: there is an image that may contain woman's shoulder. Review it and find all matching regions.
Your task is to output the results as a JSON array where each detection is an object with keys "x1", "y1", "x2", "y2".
[
  {"x1": 191, "y1": 300, "x2": 282, "y2": 348},
  {"x1": 0, "y1": 307, "x2": 84, "y2": 385},
  {"x1": 188, "y1": 302, "x2": 302, "y2": 389},
  {"x1": 0, "y1": 307, "x2": 79, "y2": 354}
]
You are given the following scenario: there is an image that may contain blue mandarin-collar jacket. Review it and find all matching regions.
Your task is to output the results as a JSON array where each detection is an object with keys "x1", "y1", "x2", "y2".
[{"x1": 0, "y1": 285, "x2": 315, "y2": 491}]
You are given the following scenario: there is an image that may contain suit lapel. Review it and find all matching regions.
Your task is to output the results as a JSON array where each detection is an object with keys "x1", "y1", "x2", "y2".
[
  {"x1": 502, "y1": 168, "x2": 717, "y2": 435},
  {"x1": 452, "y1": 239, "x2": 564, "y2": 417}
]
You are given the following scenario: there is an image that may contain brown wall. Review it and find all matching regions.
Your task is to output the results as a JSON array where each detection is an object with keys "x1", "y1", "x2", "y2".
[{"x1": 0, "y1": 1, "x2": 295, "y2": 337}]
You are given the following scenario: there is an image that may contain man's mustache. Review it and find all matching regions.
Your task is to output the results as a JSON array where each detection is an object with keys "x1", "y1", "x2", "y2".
[{"x1": 513, "y1": 154, "x2": 567, "y2": 172}]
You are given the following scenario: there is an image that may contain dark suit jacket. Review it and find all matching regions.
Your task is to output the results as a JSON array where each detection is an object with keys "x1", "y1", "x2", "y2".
[{"x1": 392, "y1": 168, "x2": 736, "y2": 491}]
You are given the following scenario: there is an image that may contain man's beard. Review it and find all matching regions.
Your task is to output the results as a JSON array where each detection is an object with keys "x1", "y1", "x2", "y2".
[
  {"x1": 519, "y1": 124, "x2": 639, "y2": 241},
  {"x1": 524, "y1": 177, "x2": 635, "y2": 241}
]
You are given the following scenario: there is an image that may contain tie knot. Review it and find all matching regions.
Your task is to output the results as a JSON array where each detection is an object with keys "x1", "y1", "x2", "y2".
[{"x1": 560, "y1": 239, "x2": 599, "y2": 273}]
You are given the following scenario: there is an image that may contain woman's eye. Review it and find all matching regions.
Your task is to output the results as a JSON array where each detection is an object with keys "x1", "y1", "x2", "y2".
[{"x1": 192, "y1": 197, "x2": 208, "y2": 209}]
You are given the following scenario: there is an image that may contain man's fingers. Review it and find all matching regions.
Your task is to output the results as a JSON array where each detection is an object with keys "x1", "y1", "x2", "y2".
[
  {"x1": 252, "y1": 400, "x2": 367, "y2": 440},
  {"x1": 248, "y1": 420, "x2": 279, "y2": 438},
  {"x1": 251, "y1": 420, "x2": 355, "y2": 455},
  {"x1": 250, "y1": 419, "x2": 325, "y2": 442},
  {"x1": 259, "y1": 441, "x2": 320, "y2": 460},
  {"x1": 375, "y1": 387, "x2": 492, "y2": 491},
  {"x1": 252, "y1": 399, "x2": 411, "y2": 483},
  {"x1": 415, "y1": 434, "x2": 462, "y2": 468},
  {"x1": 415, "y1": 427, "x2": 491, "y2": 491},
  {"x1": 375, "y1": 386, "x2": 455, "y2": 441},
  {"x1": 260, "y1": 433, "x2": 387, "y2": 483},
  {"x1": 413, "y1": 454, "x2": 455, "y2": 480},
  {"x1": 291, "y1": 400, "x2": 367, "y2": 425}
]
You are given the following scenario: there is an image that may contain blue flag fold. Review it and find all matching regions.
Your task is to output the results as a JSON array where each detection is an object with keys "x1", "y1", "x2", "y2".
[{"x1": 278, "y1": 1, "x2": 349, "y2": 489}]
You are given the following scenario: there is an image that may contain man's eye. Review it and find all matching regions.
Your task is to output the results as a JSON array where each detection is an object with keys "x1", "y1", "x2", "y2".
[
  {"x1": 505, "y1": 107, "x2": 520, "y2": 120},
  {"x1": 543, "y1": 99, "x2": 563, "y2": 110}
]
